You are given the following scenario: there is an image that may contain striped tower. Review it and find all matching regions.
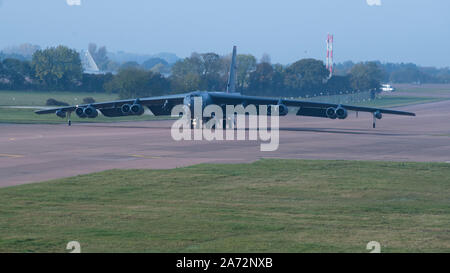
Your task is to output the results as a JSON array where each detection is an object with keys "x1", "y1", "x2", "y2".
[{"x1": 326, "y1": 34, "x2": 334, "y2": 77}]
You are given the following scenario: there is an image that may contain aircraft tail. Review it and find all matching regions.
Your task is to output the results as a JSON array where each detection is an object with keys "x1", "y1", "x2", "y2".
[{"x1": 226, "y1": 46, "x2": 237, "y2": 93}]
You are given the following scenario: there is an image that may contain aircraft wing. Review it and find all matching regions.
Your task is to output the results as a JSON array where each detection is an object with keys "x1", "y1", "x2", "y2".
[
  {"x1": 35, "y1": 93, "x2": 187, "y2": 115},
  {"x1": 208, "y1": 92, "x2": 416, "y2": 117}
]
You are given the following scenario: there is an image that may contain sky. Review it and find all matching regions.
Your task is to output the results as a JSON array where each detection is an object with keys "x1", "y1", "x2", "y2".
[{"x1": 0, "y1": 0, "x2": 449, "y2": 67}]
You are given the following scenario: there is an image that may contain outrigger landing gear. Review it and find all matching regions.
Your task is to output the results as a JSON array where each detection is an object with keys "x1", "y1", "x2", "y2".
[
  {"x1": 67, "y1": 111, "x2": 72, "y2": 126},
  {"x1": 372, "y1": 111, "x2": 382, "y2": 128}
]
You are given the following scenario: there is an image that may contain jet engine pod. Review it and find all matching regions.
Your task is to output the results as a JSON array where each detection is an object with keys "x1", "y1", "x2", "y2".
[
  {"x1": 130, "y1": 104, "x2": 144, "y2": 115},
  {"x1": 374, "y1": 111, "x2": 382, "y2": 120},
  {"x1": 84, "y1": 106, "x2": 98, "y2": 118},
  {"x1": 56, "y1": 110, "x2": 66, "y2": 118},
  {"x1": 265, "y1": 104, "x2": 288, "y2": 116},
  {"x1": 75, "y1": 107, "x2": 87, "y2": 118},
  {"x1": 326, "y1": 107, "x2": 337, "y2": 119},
  {"x1": 335, "y1": 107, "x2": 348, "y2": 119},
  {"x1": 121, "y1": 104, "x2": 131, "y2": 115}
]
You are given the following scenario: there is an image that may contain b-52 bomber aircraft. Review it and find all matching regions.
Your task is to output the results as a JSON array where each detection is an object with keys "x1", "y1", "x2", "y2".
[{"x1": 36, "y1": 46, "x2": 415, "y2": 128}]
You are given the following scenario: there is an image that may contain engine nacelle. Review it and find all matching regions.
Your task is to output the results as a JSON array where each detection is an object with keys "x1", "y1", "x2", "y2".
[
  {"x1": 335, "y1": 107, "x2": 348, "y2": 120},
  {"x1": 75, "y1": 107, "x2": 87, "y2": 118},
  {"x1": 374, "y1": 111, "x2": 382, "y2": 120},
  {"x1": 326, "y1": 107, "x2": 337, "y2": 119},
  {"x1": 84, "y1": 106, "x2": 98, "y2": 118},
  {"x1": 56, "y1": 110, "x2": 66, "y2": 118},
  {"x1": 130, "y1": 104, "x2": 144, "y2": 115},
  {"x1": 121, "y1": 104, "x2": 131, "y2": 115},
  {"x1": 277, "y1": 104, "x2": 289, "y2": 116},
  {"x1": 265, "y1": 104, "x2": 288, "y2": 116}
]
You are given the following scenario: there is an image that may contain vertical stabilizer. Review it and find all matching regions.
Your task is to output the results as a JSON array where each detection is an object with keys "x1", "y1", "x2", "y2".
[{"x1": 226, "y1": 46, "x2": 237, "y2": 93}]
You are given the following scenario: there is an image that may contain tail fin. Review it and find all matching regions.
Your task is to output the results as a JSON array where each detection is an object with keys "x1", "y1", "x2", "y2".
[{"x1": 226, "y1": 46, "x2": 237, "y2": 93}]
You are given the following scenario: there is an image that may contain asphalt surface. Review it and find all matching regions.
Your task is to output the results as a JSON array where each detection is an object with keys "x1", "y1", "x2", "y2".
[{"x1": 1, "y1": 100, "x2": 449, "y2": 187}]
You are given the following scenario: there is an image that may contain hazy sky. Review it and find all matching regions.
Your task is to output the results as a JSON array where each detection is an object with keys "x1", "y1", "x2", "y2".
[{"x1": 0, "y1": 0, "x2": 449, "y2": 67}]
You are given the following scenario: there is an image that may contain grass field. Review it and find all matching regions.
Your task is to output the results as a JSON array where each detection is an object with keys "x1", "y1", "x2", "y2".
[
  {"x1": 0, "y1": 108, "x2": 171, "y2": 124},
  {"x1": 0, "y1": 159, "x2": 449, "y2": 253},
  {"x1": 0, "y1": 90, "x2": 119, "y2": 106},
  {"x1": 393, "y1": 84, "x2": 450, "y2": 97}
]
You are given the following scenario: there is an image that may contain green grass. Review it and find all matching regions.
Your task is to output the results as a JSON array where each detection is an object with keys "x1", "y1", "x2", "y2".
[
  {"x1": 393, "y1": 84, "x2": 450, "y2": 97},
  {"x1": 0, "y1": 108, "x2": 172, "y2": 124},
  {"x1": 0, "y1": 159, "x2": 449, "y2": 253},
  {"x1": 0, "y1": 90, "x2": 171, "y2": 124},
  {"x1": 0, "y1": 90, "x2": 119, "y2": 106}
]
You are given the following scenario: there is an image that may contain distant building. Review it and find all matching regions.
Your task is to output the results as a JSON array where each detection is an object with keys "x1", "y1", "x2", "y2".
[
  {"x1": 80, "y1": 50, "x2": 101, "y2": 74},
  {"x1": 381, "y1": 84, "x2": 395, "y2": 92}
]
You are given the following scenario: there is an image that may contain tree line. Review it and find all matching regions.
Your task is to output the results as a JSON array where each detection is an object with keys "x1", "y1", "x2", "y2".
[
  {"x1": 335, "y1": 61, "x2": 450, "y2": 84},
  {"x1": 1, "y1": 45, "x2": 389, "y2": 100}
]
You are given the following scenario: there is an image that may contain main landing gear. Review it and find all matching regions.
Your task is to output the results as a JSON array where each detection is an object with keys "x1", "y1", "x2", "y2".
[{"x1": 190, "y1": 117, "x2": 236, "y2": 130}]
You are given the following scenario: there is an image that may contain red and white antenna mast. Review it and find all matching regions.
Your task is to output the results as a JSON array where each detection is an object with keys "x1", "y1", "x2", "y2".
[{"x1": 326, "y1": 33, "x2": 334, "y2": 77}]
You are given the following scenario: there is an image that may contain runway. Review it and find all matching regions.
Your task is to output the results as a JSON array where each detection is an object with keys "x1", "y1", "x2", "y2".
[{"x1": 1, "y1": 100, "x2": 450, "y2": 187}]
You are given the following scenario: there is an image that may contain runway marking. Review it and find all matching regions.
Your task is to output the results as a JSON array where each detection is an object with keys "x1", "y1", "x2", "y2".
[
  {"x1": 129, "y1": 154, "x2": 162, "y2": 159},
  {"x1": 0, "y1": 153, "x2": 24, "y2": 158}
]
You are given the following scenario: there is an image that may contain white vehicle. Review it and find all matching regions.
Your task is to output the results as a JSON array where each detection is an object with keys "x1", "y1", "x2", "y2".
[{"x1": 381, "y1": 84, "x2": 395, "y2": 92}]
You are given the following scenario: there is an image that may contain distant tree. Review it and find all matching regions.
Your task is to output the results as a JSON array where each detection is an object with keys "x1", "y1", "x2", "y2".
[
  {"x1": 104, "y1": 60, "x2": 120, "y2": 72},
  {"x1": 326, "y1": 75, "x2": 352, "y2": 94},
  {"x1": 247, "y1": 62, "x2": 274, "y2": 96},
  {"x1": 271, "y1": 64, "x2": 287, "y2": 97},
  {"x1": 236, "y1": 54, "x2": 257, "y2": 92},
  {"x1": 349, "y1": 62, "x2": 383, "y2": 91},
  {"x1": 88, "y1": 43, "x2": 97, "y2": 58},
  {"x1": 80, "y1": 73, "x2": 113, "y2": 92},
  {"x1": 95, "y1": 47, "x2": 108, "y2": 68},
  {"x1": 2, "y1": 43, "x2": 40, "y2": 59},
  {"x1": 200, "y1": 53, "x2": 222, "y2": 76},
  {"x1": 88, "y1": 43, "x2": 109, "y2": 70},
  {"x1": 334, "y1": 60, "x2": 355, "y2": 76},
  {"x1": 142, "y1": 58, "x2": 168, "y2": 70},
  {"x1": 120, "y1": 61, "x2": 141, "y2": 70},
  {"x1": 284, "y1": 58, "x2": 329, "y2": 97},
  {"x1": 32, "y1": 46, "x2": 82, "y2": 89},
  {"x1": 388, "y1": 65, "x2": 435, "y2": 83},
  {"x1": 170, "y1": 52, "x2": 227, "y2": 92},
  {"x1": 260, "y1": 53, "x2": 271, "y2": 64},
  {"x1": 0, "y1": 58, "x2": 34, "y2": 89},
  {"x1": 105, "y1": 67, "x2": 169, "y2": 99},
  {"x1": 170, "y1": 57, "x2": 202, "y2": 92},
  {"x1": 150, "y1": 63, "x2": 171, "y2": 75}
]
